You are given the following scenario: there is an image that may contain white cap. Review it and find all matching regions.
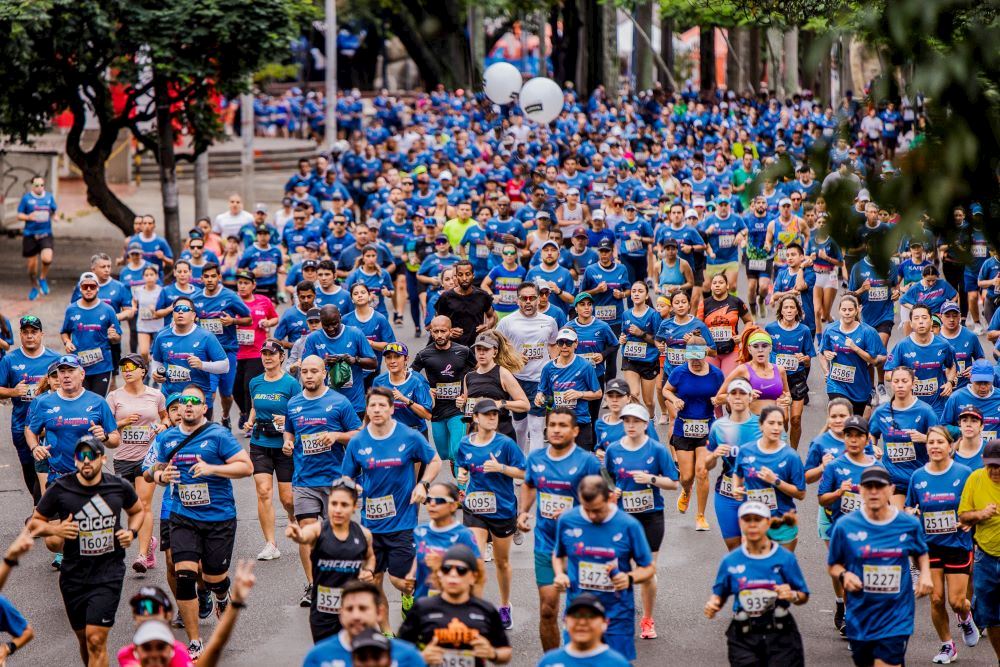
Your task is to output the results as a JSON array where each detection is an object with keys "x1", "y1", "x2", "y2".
[
  {"x1": 592, "y1": 210, "x2": 606, "y2": 220},
  {"x1": 684, "y1": 209, "x2": 698, "y2": 220},
  {"x1": 857, "y1": 188, "x2": 871, "y2": 201},
  {"x1": 693, "y1": 196, "x2": 706, "y2": 207},
  {"x1": 133, "y1": 620, "x2": 174, "y2": 647},
  {"x1": 778, "y1": 197, "x2": 793, "y2": 207},
  {"x1": 254, "y1": 202, "x2": 268, "y2": 213},
  {"x1": 738, "y1": 501, "x2": 772, "y2": 518},
  {"x1": 555, "y1": 328, "x2": 578, "y2": 342},
  {"x1": 439, "y1": 170, "x2": 453, "y2": 180},
  {"x1": 621, "y1": 403, "x2": 650, "y2": 422},
  {"x1": 728, "y1": 378, "x2": 753, "y2": 394},
  {"x1": 78, "y1": 271, "x2": 99, "y2": 285}
]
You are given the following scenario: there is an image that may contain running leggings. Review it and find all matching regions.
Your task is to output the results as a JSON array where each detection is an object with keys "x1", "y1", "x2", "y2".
[
  {"x1": 234, "y1": 357, "x2": 265, "y2": 421},
  {"x1": 942, "y1": 261, "x2": 968, "y2": 317},
  {"x1": 83, "y1": 372, "x2": 111, "y2": 397},
  {"x1": 405, "y1": 269, "x2": 424, "y2": 328}
]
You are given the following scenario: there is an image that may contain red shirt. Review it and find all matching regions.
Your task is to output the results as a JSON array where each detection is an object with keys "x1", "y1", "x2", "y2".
[{"x1": 236, "y1": 294, "x2": 278, "y2": 360}]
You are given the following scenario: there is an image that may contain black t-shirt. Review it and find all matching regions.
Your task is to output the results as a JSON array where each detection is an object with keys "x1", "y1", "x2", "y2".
[
  {"x1": 410, "y1": 342, "x2": 473, "y2": 420},
  {"x1": 435, "y1": 288, "x2": 494, "y2": 348},
  {"x1": 310, "y1": 521, "x2": 367, "y2": 617},
  {"x1": 36, "y1": 473, "x2": 138, "y2": 584},
  {"x1": 397, "y1": 595, "x2": 510, "y2": 667}
]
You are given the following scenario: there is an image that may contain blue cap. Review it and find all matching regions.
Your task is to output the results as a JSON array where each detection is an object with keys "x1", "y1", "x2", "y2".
[
  {"x1": 970, "y1": 360, "x2": 994, "y2": 383},
  {"x1": 165, "y1": 392, "x2": 183, "y2": 407},
  {"x1": 56, "y1": 354, "x2": 82, "y2": 369}
]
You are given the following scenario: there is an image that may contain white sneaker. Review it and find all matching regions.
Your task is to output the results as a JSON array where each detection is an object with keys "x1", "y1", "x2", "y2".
[
  {"x1": 932, "y1": 642, "x2": 957, "y2": 664},
  {"x1": 485, "y1": 542, "x2": 494, "y2": 563},
  {"x1": 877, "y1": 384, "x2": 890, "y2": 405},
  {"x1": 257, "y1": 543, "x2": 281, "y2": 561},
  {"x1": 958, "y1": 614, "x2": 980, "y2": 647},
  {"x1": 972, "y1": 323, "x2": 985, "y2": 336}
]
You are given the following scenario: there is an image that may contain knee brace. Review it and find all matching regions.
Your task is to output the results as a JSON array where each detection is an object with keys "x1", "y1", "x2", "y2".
[
  {"x1": 175, "y1": 569, "x2": 198, "y2": 600},
  {"x1": 206, "y1": 576, "x2": 230, "y2": 597}
]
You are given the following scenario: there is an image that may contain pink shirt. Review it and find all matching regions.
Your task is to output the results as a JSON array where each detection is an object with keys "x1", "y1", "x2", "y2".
[
  {"x1": 237, "y1": 294, "x2": 278, "y2": 360},
  {"x1": 106, "y1": 385, "x2": 166, "y2": 461},
  {"x1": 117, "y1": 640, "x2": 194, "y2": 667}
]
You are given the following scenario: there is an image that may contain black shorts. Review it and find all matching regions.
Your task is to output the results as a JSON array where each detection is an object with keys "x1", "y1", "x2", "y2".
[
  {"x1": 849, "y1": 635, "x2": 909, "y2": 667},
  {"x1": 693, "y1": 266, "x2": 705, "y2": 286},
  {"x1": 310, "y1": 608, "x2": 342, "y2": 643},
  {"x1": 60, "y1": 578, "x2": 122, "y2": 630},
  {"x1": 622, "y1": 358, "x2": 660, "y2": 380},
  {"x1": 743, "y1": 256, "x2": 773, "y2": 279},
  {"x1": 110, "y1": 341, "x2": 122, "y2": 374},
  {"x1": 827, "y1": 393, "x2": 869, "y2": 416},
  {"x1": 255, "y1": 284, "x2": 278, "y2": 301},
  {"x1": 788, "y1": 372, "x2": 809, "y2": 402},
  {"x1": 169, "y1": 515, "x2": 237, "y2": 576},
  {"x1": 929, "y1": 544, "x2": 973, "y2": 573},
  {"x1": 462, "y1": 511, "x2": 518, "y2": 538},
  {"x1": 635, "y1": 511, "x2": 665, "y2": 551},
  {"x1": 726, "y1": 618, "x2": 804, "y2": 667},
  {"x1": 874, "y1": 321, "x2": 894, "y2": 336},
  {"x1": 372, "y1": 530, "x2": 415, "y2": 578},
  {"x1": 159, "y1": 519, "x2": 171, "y2": 552},
  {"x1": 671, "y1": 434, "x2": 707, "y2": 452},
  {"x1": 250, "y1": 444, "x2": 293, "y2": 483},
  {"x1": 576, "y1": 422, "x2": 595, "y2": 451},
  {"x1": 113, "y1": 457, "x2": 143, "y2": 486},
  {"x1": 22, "y1": 233, "x2": 53, "y2": 258}
]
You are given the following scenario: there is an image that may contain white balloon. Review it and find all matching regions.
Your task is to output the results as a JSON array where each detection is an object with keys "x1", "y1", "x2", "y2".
[
  {"x1": 519, "y1": 77, "x2": 563, "y2": 125},
  {"x1": 482, "y1": 62, "x2": 522, "y2": 105}
]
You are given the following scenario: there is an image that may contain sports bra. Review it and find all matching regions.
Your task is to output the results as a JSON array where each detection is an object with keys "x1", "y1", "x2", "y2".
[{"x1": 746, "y1": 363, "x2": 783, "y2": 400}]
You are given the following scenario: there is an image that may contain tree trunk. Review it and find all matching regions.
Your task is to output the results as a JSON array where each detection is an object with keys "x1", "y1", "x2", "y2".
[
  {"x1": 726, "y1": 28, "x2": 741, "y2": 92},
  {"x1": 602, "y1": 0, "x2": 618, "y2": 102},
  {"x1": 634, "y1": 2, "x2": 653, "y2": 90},
  {"x1": 194, "y1": 151, "x2": 210, "y2": 220},
  {"x1": 747, "y1": 27, "x2": 761, "y2": 93},
  {"x1": 582, "y1": 0, "x2": 603, "y2": 96},
  {"x1": 550, "y1": 5, "x2": 565, "y2": 83},
  {"x1": 660, "y1": 15, "x2": 674, "y2": 82},
  {"x1": 386, "y1": 5, "x2": 471, "y2": 88},
  {"x1": 699, "y1": 27, "x2": 715, "y2": 94},
  {"x1": 766, "y1": 28, "x2": 783, "y2": 96},
  {"x1": 153, "y1": 75, "x2": 182, "y2": 252},
  {"x1": 783, "y1": 28, "x2": 800, "y2": 95}
]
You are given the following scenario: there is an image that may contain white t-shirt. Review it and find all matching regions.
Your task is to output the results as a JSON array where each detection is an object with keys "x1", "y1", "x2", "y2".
[
  {"x1": 496, "y1": 311, "x2": 559, "y2": 382},
  {"x1": 213, "y1": 210, "x2": 254, "y2": 239}
]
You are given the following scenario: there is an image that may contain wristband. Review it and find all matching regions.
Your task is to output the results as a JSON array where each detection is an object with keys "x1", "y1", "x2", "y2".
[
  {"x1": 130, "y1": 529, "x2": 139, "y2": 540},
  {"x1": 231, "y1": 600, "x2": 247, "y2": 609},
  {"x1": 5, "y1": 641, "x2": 15, "y2": 655},
  {"x1": 838, "y1": 571, "x2": 846, "y2": 585},
  {"x1": 2, "y1": 558, "x2": 17, "y2": 568}
]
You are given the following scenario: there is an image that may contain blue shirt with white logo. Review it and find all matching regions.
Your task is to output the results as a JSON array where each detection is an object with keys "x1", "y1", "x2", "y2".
[
  {"x1": 154, "y1": 422, "x2": 244, "y2": 522},
  {"x1": 523, "y1": 446, "x2": 602, "y2": 555},
  {"x1": 28, "y1": 390, "x2": 116, "y2": 476},
  {"x1": 301, "y1": 325, "x2": 376, "y2": 412},
  {"x1": 285, "y1": 388, "x2": 363, "y2": 486},
  {"x1": 61, "y1": 302, "x2": 122, "y2": 375},
  {"x1": 150, "y1": 326, "x2": 228, "y2": 395}
]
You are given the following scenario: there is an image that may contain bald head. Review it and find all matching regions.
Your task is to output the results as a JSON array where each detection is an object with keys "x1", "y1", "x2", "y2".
[
  {"x1": 320, "y1": 305, "x2": 342, "y2": 336},
  {"x1": 300, "y1": 354, "x2": 328, "y2": 391},
  {"x1": 429, "y1": 315, "x2": 453, "y2": 347}
]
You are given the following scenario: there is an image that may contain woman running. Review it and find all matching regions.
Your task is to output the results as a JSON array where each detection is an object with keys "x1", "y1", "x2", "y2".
[
  {"x1": 456, "y1": 399, "x2": 526, "y2": 630},
  {"x1": 654, "y1": 290, "x2": 717, "y2": 375},
  {"x1": 818, "y1": 294, "x2": 887, "y2": 415},
  {"x1": 234, "y1": 271, "x2": 278, "y2": 428},
  {"x1": 954, "y1": 406, "x2": 986, "y2": 470},
  {"x1": 718, "y1": 330, "x2": 791, "y2": 418},
  {"x1": 408, "y1": 482, "x2": 481, "y2": 599},
  {"x1": 593, "y1": 378, "x2": 658, "y2": 460},
  {"x1": 619, "y1": 281, "x2": 663, "y2": 417},
  {"x1": 698, "y1": 273, "x2": 753, "y2": 377},
  {"x1": 133, "y1": 265, "x2": 164, "y2": 364},
  {"x1": 766, "y1": 296, "x2": 815, "y2": 448},
  {"x1": 219, "y1": 236, "x2": 241, "y2": 290},
  {"x1": 482, "y1": 243, "x2": 526, "y2": 321},
  {"x1": 457, "y1": 331, "x2": 530, "y2": 440},
  {"x1": 806, "y1": 225, "x2": 843, "y2": 336}
]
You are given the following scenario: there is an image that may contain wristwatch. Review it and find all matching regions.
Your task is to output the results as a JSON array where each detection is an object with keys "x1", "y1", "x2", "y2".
[
  {"x1": 420, "y1": 480, "x2": 430, "y2": 491},
  {"x1": 650, "y1": 475, "x2": 658, "y2": 485}
]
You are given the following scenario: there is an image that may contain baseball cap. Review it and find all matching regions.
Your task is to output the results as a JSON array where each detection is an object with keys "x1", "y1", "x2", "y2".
[
  {"x1": 165, "y1": 393, "x2": 183, "y2": 408},
  {"x1": 983, "y1": 439, "x2": 1000, "y2": 466},
  {"x1": 352, "y1": 627, "x2": 390, "y2": 655},
  {"x1": 685, "y1": 209, "x2": 698, "y2": 220},
  {"x1": 662, "y1": 238, "x2": 678, "y2": 249},
  {"x1": 132, "y1": 620, "x2": 174, "y2": 648},
  {"x1": 442, "y1": 544, "x2": 479, "y2": 572},
  {"x1": 624, "y1": 203, "x2": 637, "y2": 211},
  {"x1": 857, "y1": 189, "x2": 871, "y2": 201},
  {"x1": 305, "y1": 241, "x2": 320, "y2": 251},
  {"x1": 567, "y1": 187, "x2": 580, "y2": 196},
  {"x1": 119, "y1": 352, "x2": 147, "y2": 370},
  {"x1": 843, "y1": 415, "x2": 869, "y2": 434},
  {"x1": 127, "y1": 242, "x2": 143, "y2": 253},
  {"x1": 472, "y1": 332, "x2": 499, "y2": 349},
  {"x1": 592, "y1": 210, "x2": 606, "y2": 221},
  {"x1": 306, "y1": 307, "x2": 321, "y2": 322},
  {"x1": 939, "y1": 301, "x2": 960, "y2": 315},
  {"x1": 57, "y1": 354, "x2": 82, "y2": 369},
  {"x1": 555, "y1": 328, "x2": 578, "y2": 343},
  {"x1": 236, "y1": 269, "x2": 256, "y2": 283},
  {"x1": 692, "y1": 196, "x2": 706, "y2": 208},
  {"x1": 474, "y1": 398, "x2": 500, "y2": 414},
  {"x1": 572, "y1": 227, "x2": 588, "y2": 239},
  {"x1": 434, "y1": 234, "x2": 450, "y2": 244},
  {"x1": 778, "y1": 197, "x2": 793, "y2": 207},
  {"x1": 439, "y1": 170, "x2": 453, "y2": 180},
  {"x1": 255, "y1": 224, "x2": 270, "y2": 234},
  {"x1": 970, "y1": 359, "x2": 994, "y2": 383},
  {"x1": 254, "y1": 203, "x2": 268, "y2": 213},
  {"x1": 573, "y1": 292, "x2": 593, "y2": 306},
  {"x1": 565, "y1": 593, "x2": 606, "y2": 617},
  {"x1": 541, "y1": 240, "x2": 560, "y2": 250},
  {"x1": 860, "y1": 467, "x2": 892, "y2": 487},
  {"x1": 383, "y1": 342, "x2": 409, "y2": 357},
  {"x1": 621, "y1": 403, "x2": 650, "y2": 422},
  {"x1": 958, "y1": 406, "x2": 983, "y2": 422},
  {"x1": 75, "y1": 435, "x2": 105, "y2": 457},
  {"x1": 738, "y1": 501, "x2": 772, "y2": 518},
  {"x1": 597, "y1": 238, "x2": 614, "y2": 251},
  {"x1": 728, "y1": 378, "x2": 753, "y2": 394},
  {"x1": 533, "y1": 277, "x2": 551, "y2": 292},
  {"x1": 536, "y1": 211, "x2": 552, "y2": 220},
  {"x1": 130, "y1": 586, "x2": 173, "y2": 613},
  {"x1": 684, "y1": 345, "x2": 707, "y2": 360},
  {"x1": 261, "y1": 340, "x2": 283, "y2": 355},
  {"x1": 303, "y1": 260, "x2": 320, "y2": 271},
  {"x1": 19, "y1": 315, "x2": 42, "y2": 331},
  {"x1": 78, "y1": 271, "x2": 99, "y2": 286},
  {"x1": 605, "y1": 378, "x2": 630, "y2": 395}
]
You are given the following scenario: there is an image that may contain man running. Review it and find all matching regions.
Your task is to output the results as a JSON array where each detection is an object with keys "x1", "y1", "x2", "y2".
[
  {"x1": 535, "y1": 328, "x2": 602, "y2": 451},
  {"x1": 536, "y1": 594, "x2": 631, "y2": 667},
  {"x1": 29, "y1": 436, "x2": 143, "y2": 667},
  {"x1": 150, "y1": 296, "x2": 229, "y2": 400},
  {"x1": 71, "y1": 254, "x2": 135, "y2": 390},
  {"x1": 301, "y1": 305, "x2": 377, "y2": 421},
  {"x1": 18, "y1": 175, "x2": 58, "y2": 300},
  {"x1": 62, "y1": 272, "x2": 123, "y2": 396},
  {"x1": 435, "y1": 260, "x2": 496, "y2": 347}
]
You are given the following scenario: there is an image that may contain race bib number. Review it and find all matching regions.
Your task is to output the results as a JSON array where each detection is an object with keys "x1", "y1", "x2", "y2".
[
  {"x1": 77, "y1": 348, "x2": 104, "y2": 367},
  {"x1": 407, "y1": 251, "x2": 419, "y2": 266},
  {"x1": 464, "y1": 398, "x2": 478, "y2": 417},
  {"x1": 776, "y1": 354, "x2": 799, "y2": 372},
  {"x1": 623, "y1": 341, "x2": 647, "y2": 359},
  {"x1": 666, "y1": 348, "x2": 685, "y2": 365},
  {"x1": 522, "y1": 343, "x2": 545, "y2": 361},
  {"x1": 868, "y1": 285, "x2": 888, "y2": 301},
  {"x1": 392, "y1": 244, "x2": 404, "y2": 258},
  {"x1": 863, "y1": 565, "x2": 901, "y2": 594},
  {"x1": 709, "y1": 326, "x2": 731, "y2": 343},
  {"x1": 301, "y1": 432, "x2": 330, "y2": 456},
  {"x1": 436, "y1": 382, "x2": 461, "y2": 400},
  {"x1": 841, "y1": 491, "x2": 863, "y2": 514},
  {"x1": 315, "y1": 585, "x2": 343, "y2": 614},
  {"x1": 23, "y1": 385, "x2": 37, "y2": 401},
  {"x1": 464, "y1": 491, "x2": 497, "y2": 514},
  {"x1": 178, "y1": 483, "x2": 211, "y2": 507},
  {"x1": 440, "y1": 650, "x2": 475, "y2": 667},
  {"x1": 201, "y1": 318, "x2": 223, "y2": 334},
  {"x1": 166, "y1": 364, "x2": 191, "y2": 383},
  {"x1": 747, "y1": 487, "x2": 777, "y2": 511},
  {"x1": 621, "y1": 488, "x2": 654, "y2": 513},
  {"x1": 830, "y1": 363, "x2": 856, "y2": 383},
  {"x1": 884, "y1": 122, "x2": 896, "y2": 132},
  {"x1": 738, "y1": 588, "x2": 778, "y2": 617},
  {"x1": 624, "y1": 239, "x2": 642, "y2": 253},
  {"x1": 578, "y1": 560, "x2": 614, "y2": 592},
  {"x1": 748, "y1": 258, "x2": 767, "y2": 271},
  {"x1": 475, "y1": 244, "x2": 489, "y2": 259},
  {"x1": 718, "y1": 234, "x2": 735, "y2": 249},
  {"x1": 913, "y1": 377, "x2": 937, "y2": 396},
  {"x1": 886, "y1": 442, "x2": 917, "y2": 462},
  {"x1": 256, "y1": 261, "x2": 277, "y2": 276},
  {"x1": 973, "y1": 244, "x2": 988, "y2": 258},
  {"x1": 140, "y1": 307, "x2": 154, "y2": 320},
  {"x1": 120, "y1": 425, "x2": 152, "y2": 447},
  {"x1": 553, "y1": 391, "x2": 577, "y2": 408},
  {"x1": 498, "y1": 290, "x2": 517, "y2": 305},
  {"x1": 776, "y1": 248, "x2": 787, "y2": 263},
  {"x1": 236, "y1": 328, "x2": 255, "y2": 346},
  {"x1": 365, "y1": 494, "x2": 396, "y2": 520},
  {"x1": 682, "y1": 419, "x2": 709, "y2": 438},
  {"x1": 595, "y1": 305, "x2": 616, "y2": 321},
  {"x1": 79, "y1": 527, "x2": 114, "y2": 557},
  {"x1": 719, "y1": 474, "x2": 739, "y2": 499},
  {"x1": 923, "y1": 510, "x2": 957, "y2": 534},
  {"x1": 538, "y1": 492, "x2": 573, "y2": 520}
]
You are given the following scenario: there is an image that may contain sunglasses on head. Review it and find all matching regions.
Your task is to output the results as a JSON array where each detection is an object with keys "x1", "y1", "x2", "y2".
[
  {"x1": 331, "y1": 478, "x2": 357, "y2": 492},
  {"x1": 177, "y1": 395, "x2": 203, "y2": 406},
  {"x1": 131, "y1": 599, "x2": 166, "y2": 616},
  {"x1": 75, "y1": 448, "x2": 99, "y2": 462},
  {"x1": 440, "y1": 563, "x2": 472, "y2": 576},
  {"x1": 173, "y1": 304, "x2": 193, "y2": 313}
]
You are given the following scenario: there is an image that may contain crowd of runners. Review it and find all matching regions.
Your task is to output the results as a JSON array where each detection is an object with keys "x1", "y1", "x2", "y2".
[{"x1": 0, "y1": 83, "x2": 997, "y2": 667}]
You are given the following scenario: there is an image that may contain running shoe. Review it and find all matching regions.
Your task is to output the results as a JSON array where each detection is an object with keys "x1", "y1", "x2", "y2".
[
  {"x1": 499, "y1": 605, "x2": 512, "y2": 630},
  {"x1": 39, "y1": 279, "x2": 49, "y2": 295},
  {"x1": 401, "y1": 594, "x2": 414, "y2": 621},
  {"x1": 695, "y1": 514, "x2": 710, "y2": 531},
  {"x1": 221, "y1": 417, "x2": 232, "y2": 431},
  {"x1": 187, "y1": 640, "x2": 204, "y2": 661},
  {"x1": 414, "y1": 327, "x2": 422, "y2": 338},
  {"x1": 257, "y1": 543, "x2": 281, "y2": 561},
  {"x1": 834, "y1": 601, "x2": 845, "y2": 633},
  {"x1": 299, "y1": 583, "x2": 312, "y2": 607},
  {"x1": 170, "y1": 611, "x2": 184, "y2": 628},
  {"x1": 485, "y1": 542, "x2": 494, "y2": 562},
  {"x1": 512, "y1": 531, "x2": 524, "y2": 546},
  {"x1": 958, "y1": 614, "x2": 980, "y2": 647},
  {"x1": 132, "y1": 554, "x2": 148, "y2": 574},
  {"x1": 657, "y1": 414, "x2": 668, "y2": 425},
  {"x1": 640, "y1": 616, "x2": 657, "y2": 639},
  {"x1": 28, "y1": 288, "x2": 39, "y2": 301},
  {"x1": 198, "y1": 589, "x2": 214, "y2": 619},
  {"x1": 393, "y1": 313, "x2": 403, "y2": 325},
  {"x1": 676, "y1": 489, "x2": 690, "y2": 514},
  {"x1": 215, "y1": 593, "x2": 230, "y2": 618},
  {"x1": 51, "y1": 552, "x2": 62, "y2": 570},
  {"x1": 932, "y1": 642, "x2": 957, "y2": 664},
  {"x1": 972, "y1": 323, "x2": 985, "y2": 336},
  {"x1": 145, "y1": 537, "x2": 158, "y2": 569}
]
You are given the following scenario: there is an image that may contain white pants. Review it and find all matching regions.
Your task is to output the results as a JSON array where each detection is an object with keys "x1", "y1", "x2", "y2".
[{"x1": 514, "y1": 413, "x2": 547, "y2": 453}]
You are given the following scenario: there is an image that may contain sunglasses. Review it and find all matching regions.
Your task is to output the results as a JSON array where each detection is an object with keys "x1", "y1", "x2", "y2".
[
  {"x1": 426, "y1": 496, "x2": 453, "y2": 505},
  {"x1": 75, "y1": 448, "x2": 99, "y2": 462},
  {"x1": 293, "y1": 216, "x2": 306, "y2": 221},
  {"x1": 131, "y1": 599, "x2": 166, "y2": 616},
  {"x1": 189, "y1": 244, "x2": 204, "y2": 250},
  {"x1": 556, "y1": 340, "x2": 575, "y2": 346},
  {"x1": 502, "y1": 250, "x2": 517, "y2": 256},
  {"x1": 177, "y1": 395, "x2": 203, "y2": 406},
  {"x1": 519, "y1": 295, "x2": 538, "y2": 302},
  {"x1": 120, "y1": 362, "x2": 142, "y2": 373},
  {"x1": 80, "y1": 284, "x2": 99, "y2": 290},
  {"x1": 440, "y1": 563, "x2": 472, "y2": 576},
  {"x1": 173, "y1": 304, "x2": 193, "y2": 313},
  {"x1": 331, "y1": 478, "x2": 357, "y2": 492}
]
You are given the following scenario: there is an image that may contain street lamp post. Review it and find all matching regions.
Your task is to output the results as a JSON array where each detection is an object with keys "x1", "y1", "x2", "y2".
[{"x1": 324, "y1": 0, "x2": 337, "y2": 151}]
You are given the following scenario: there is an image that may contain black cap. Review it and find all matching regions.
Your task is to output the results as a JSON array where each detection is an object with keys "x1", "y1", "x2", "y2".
[
  {"x1": 662, "y1": 238, "x2": 678, "y2": 248},
  {"x1": 474, "y1": 398, "x2": 500, "y2": 414},
  {"x1": 984, "y1": 439, "x2": 1000, "y2": 466},
  {"x1": 843, "y1": 415, "x2": 868, "y2": 435},
  {"x1": 303, "y1": 259, "x2": 319, "y2": 270},
  {"x1": 442, "y1": 544, "x2": 479, "y2": 572},
  {"x1": 255, "y1": 224, "x2": 270, "y2": 234},
  {"x1": 565, "y1": 593, "x2": 606, "y2": 617},
  {"x1": 352, "y1": 627, "x2": 390, "y2": 654},
  {"x1": 958, "y1": 406, "x2": 984, "y2": 422},
  {"x1": 860, "y1": 467, "x2": 892, "y2": 487},
  {"x1": 18, "y1": 315, "x2": 42, "y2": 330},
  {"x1": 119, "y1": 352, "x2": 147, "y2": 371},
  {"x1": 306, "y1": 307, "x2": 321, "y2": 322},
  {"x1": 236, "y1": 269, "x2": 256, "y2": 283},
  {"x1": 605, "y1": 378, "x2": 630, "y2": 395},
  {"x1": 261, "y1": 340, "x2": 283, "y2": 355},
  {"x1": 597, "y1": 238, "x2": 614, "y2": 251},
  {"x1": 130, "y1": 586, "x2": 174, "y2": 612},
  {"x1": 75, "y1": 435, "x2": 105, "y2": 457}
]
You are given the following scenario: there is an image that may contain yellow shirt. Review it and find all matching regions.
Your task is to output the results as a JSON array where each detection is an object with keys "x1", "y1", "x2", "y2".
[
  {"x1": 958, "y1": 468, "x2": 1000, "y2": 556},
  {"x1": 442, "y1": 218, "x2": 475, "y2": 253}
]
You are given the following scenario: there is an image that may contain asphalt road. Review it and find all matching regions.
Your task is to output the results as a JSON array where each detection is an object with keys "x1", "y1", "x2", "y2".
[{"x1": 0, "y1": 275, "x2": 995, "y2": 666}]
